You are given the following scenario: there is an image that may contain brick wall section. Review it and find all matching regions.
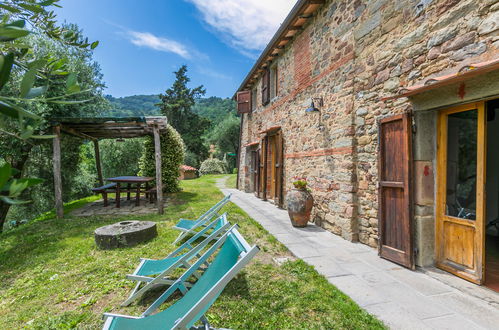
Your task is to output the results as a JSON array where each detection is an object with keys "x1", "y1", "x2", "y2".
[
  {"x1": 239, "y1": 0, "x2": 499, "y2": 248},
  {"x1": 294, "y1": 31, "x2": 312, "y2": 86}
]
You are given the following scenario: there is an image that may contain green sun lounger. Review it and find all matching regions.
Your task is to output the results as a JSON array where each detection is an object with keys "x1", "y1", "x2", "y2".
[
  {"x1": 122, "y1": 213, "x2": 231, "y2": 307},
  {"x1": 103, "y1": 225, "x2": 259, "y2": 330},
  {"x1": 172, "y1": 194, "x2": 231, "y2": 244}
]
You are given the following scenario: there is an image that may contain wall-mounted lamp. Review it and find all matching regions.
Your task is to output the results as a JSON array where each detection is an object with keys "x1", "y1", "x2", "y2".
[{"x1": 305, "y1": 97, "x2": 323, "y2": 113}]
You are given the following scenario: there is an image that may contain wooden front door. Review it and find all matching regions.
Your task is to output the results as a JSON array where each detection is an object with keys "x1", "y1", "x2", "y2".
[
  {"x1": 436, "y1": 102, "x2": 486, "y2": 284},
  {"x1": 258, "y1": 131, "x2": 284, "y2": 206},
  {"x1": 378, "y1": 113, "x2": 415, "y2": 269}
]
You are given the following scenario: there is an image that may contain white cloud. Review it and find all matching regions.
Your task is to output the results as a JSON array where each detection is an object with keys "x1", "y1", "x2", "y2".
[
  {"x1": 128, "y1": 31, "x2": 192, "y2": 59},
  {"x1": 186, "y1": 0, "x2": 297, "y2": 57}
]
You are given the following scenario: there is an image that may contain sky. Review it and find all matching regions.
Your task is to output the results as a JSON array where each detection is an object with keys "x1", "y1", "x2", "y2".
[{"x1": 54, "y1": 0, "x2": 297, "y2": 98}]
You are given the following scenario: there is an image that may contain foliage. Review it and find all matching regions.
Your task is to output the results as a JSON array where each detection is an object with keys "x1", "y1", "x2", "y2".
[
  {"x1": 104, "y1": 94, "x2": 160, "y2": 117},
  {"x1": 0, "y1": 24, "x2": 107, "y2": 231},
  {"x1": 0, "y1": 175, "x2": 385, "y2": 329},
  {"x1": 0, "y1": 160, "x2": 43, "y2": 205},
  {"x1": 0, "y1": 0, "x2": 99, "y2": 141},
  {"x1": 292, "y1": 177, "x2": 308, "y2": 189},
  {"x1": 199, "y1": 158, "x2": 227, "y2": 175},
  {"x1": 98, "y1": 138, "x2": 145, "y2": 178},
  {"x1": 192, "y1": 96, "x2": 236, "y2": 124},
  {"x1": 139, "y1": 124, "x2": 185, "y2": 193},
  {"x1": 205, "y1": 113, "x2": 240, "y2": 171},
  {"x1": 184, "y1": 149, "x2": 198, "y2": 168},
  {"x1": 159, "y1": 65, "x2": 210, "y2": 166}
]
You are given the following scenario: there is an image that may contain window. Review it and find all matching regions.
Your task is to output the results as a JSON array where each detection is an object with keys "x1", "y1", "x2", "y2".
[
  {"x1": 251, "y1": 86, "x2": 257, "y2": 111},
  {"x1": 270, "y1": 65, "x2": 278, "y2": 99},
  {"x1": 261, "y1": 68, "x2": 270, "y2": 105}
]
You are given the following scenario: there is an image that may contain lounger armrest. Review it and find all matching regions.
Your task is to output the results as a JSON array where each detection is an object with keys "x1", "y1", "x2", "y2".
[{"x1": 103, "y1": 312, "x2": 141, "y2": 320}]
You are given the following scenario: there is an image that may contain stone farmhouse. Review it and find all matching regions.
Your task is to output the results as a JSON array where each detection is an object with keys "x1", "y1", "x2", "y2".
[{"x1": 235, "y1": 0, "x2": 499, "y2": 290}]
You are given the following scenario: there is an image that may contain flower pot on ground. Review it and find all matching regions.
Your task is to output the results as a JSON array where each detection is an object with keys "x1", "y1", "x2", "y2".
[{"x1": 287, "y1": 178, "x2": 314, "y2": 228}]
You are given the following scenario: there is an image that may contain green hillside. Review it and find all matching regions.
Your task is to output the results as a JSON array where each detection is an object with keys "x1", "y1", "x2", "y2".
[{"x1": 105, "y1": 94, "x2": 236, "y2": 127}]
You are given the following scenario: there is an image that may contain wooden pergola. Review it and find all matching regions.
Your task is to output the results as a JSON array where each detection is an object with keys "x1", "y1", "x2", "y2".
[{"x1": 50, "y1": 116, "x2": 168, "y2": 218}]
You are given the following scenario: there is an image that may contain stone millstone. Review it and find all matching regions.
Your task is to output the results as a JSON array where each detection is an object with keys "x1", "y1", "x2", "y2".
[{"x1": 94, "y1": 221, "x2": 157, "y2": 249}]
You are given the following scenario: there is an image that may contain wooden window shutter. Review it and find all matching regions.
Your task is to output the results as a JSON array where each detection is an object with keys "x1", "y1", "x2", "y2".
[
  {"x1": 236, "y1": 90, "x2": 251, "y2": 114},
  {"x1": 261, "y1": 68, "x2": 270, "y2": 105}
]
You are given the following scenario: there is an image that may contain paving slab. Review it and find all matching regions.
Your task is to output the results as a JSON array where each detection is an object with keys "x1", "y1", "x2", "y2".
[{"x1": 217, "y1": 180, "x2": 499, "y2": 329}]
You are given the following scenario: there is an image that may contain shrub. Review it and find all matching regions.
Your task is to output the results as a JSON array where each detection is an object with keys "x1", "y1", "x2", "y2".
[
  {"x1": 139, "y1": 124, "x2": 185, "y2": 192},
  {"x1": 199, "y1": 158, "x2": 228, "y2": 175},
  {"x1": 232, "y1": 167, "x2": 238, "y2": 174}
]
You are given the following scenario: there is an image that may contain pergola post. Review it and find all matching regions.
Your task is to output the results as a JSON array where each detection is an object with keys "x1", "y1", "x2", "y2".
[
  {"x1": 153, "y1": 123, "x2": 164, "y2": 214},
  {"x1": 53, "y1": 125, "x2": 64, "y2": 219},
  {"x1": 93, "y1": 139, "x2": 104, "y2": 186}
]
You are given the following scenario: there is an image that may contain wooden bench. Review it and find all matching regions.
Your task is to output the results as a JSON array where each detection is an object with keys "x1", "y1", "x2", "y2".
[
  {"x1": 92, "y1": 183, "x2": 117, "y2": 207},
  {"x1": 146, "y1": 187, "x2": 157, "y2": 203}
]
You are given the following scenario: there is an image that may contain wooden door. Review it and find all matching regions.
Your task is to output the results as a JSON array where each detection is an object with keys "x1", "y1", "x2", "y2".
[
  {"x1": 378, "y1": 113, "x2": 415, "y2": 269},
  {"x1": 259, "y1": 137, "x2": 267, "y2": 200},
  {"x1": 436, "y1": 102, "x2": 486, "y2": 284},
  {"x1": 254, "y1": 150, "x2": 260, "y2": 197},
  {"x1": 275, "y1": 130, "x2": 284, "y2": 207}
]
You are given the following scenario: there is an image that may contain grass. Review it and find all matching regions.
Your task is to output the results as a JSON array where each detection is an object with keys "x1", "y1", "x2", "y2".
[
  {"x1": 0, "y1": 175, "x2": 385, "y2": 329},
  {"x1": 225, "y1": 173, "x2": 237, "y2": 188}
]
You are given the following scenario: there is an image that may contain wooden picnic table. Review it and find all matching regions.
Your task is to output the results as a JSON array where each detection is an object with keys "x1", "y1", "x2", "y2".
[{"x1": 106, "y1": 176, "x2": 154, "y2": 208}]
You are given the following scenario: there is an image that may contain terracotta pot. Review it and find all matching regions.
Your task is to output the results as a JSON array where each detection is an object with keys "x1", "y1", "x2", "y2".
[{"x1": 287, "y1": 187, "x2": 314, "y2": 227}]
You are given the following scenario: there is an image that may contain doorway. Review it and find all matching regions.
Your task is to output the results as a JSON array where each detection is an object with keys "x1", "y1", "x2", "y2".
[
  {"x1": 258, "y1": 130, "x2": 284, "y2": 206},
  {"x1": 485, "y1": 98, "x2": 499, "y2": 292},
  {"x1": 436, "y1": 99, "x2": 499, "y2": 290}
]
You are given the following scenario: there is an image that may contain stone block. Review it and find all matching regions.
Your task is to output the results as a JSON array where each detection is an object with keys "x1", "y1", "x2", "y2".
[
  {"x1": 414, "y1": 161, "x2": 434, "y2": 205},
  {"x1": 414, "y1": 215, "x2": 435, "y2": 267},
  {"x1": 354, "y1": 11, "x2": 382, "y2": 40},
  {"x1": 478, "y1": 10, "x2": 499, "y2": 35}
]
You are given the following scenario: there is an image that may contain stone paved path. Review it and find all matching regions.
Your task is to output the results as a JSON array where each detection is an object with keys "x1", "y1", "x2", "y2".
[
  {"x1": 70, "y1": 197, "x2": 158, "y2": 217},
  {"x1": 217, "y1": 178, "x2": 499, "y2": 330}
]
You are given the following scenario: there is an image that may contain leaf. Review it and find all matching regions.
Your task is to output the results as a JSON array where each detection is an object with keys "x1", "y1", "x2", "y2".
[
  {"x1": 0, "y1": 163, "x2": 12, "y2": 190},
  {"x1": 0, "y1": 196, "x2": 31, "y2": 205},
  {"x1": 0, "y1": 53, "x2": 14, "y2": 90},
  {"x1": 65, "y1": 72, "x2": 77, "y2": 89},
  {"x1": 48, "y1": 99, "x2": 91, "y2": 105},
  {"x1": 18, "y1": 3, "x2": 44, "y2": 13},
  {"x1": 26, "y1": 86, "x2": 48, "y2": 99},
  {"x1": 90, "y1": 40, "x2": 99, "y2": 49},
  {"x1": 0, "y1": 100, "x2": 41, "y2": 120},
  {"x1": 38, "y1": 0, "x2": 57, "y2": 6},
  {"x1": 20, "y1": 60, "x2": 46, "y2": 98},
  {"x1": 0, "y1": 26, "x2": 30, "y2": 41},
  {"x1": 6, "y1": 20, "x2": 26, "y2": 28},
  {"x1": 66, "y1": 83, "x2": 80, "y2": 94},
  {"x1": 19, "y1": 126, "x2": 34, "y2": 139},
  {"x1": 30, "y1": 134, "x2": 55, "y2": 139},
  {"x1": 0, "y1": 4, "x2": 21, "y2": 13},
  {"x1": 16, "y1": 177, "x2": 44, "y2": 188},
  {"x1": 8, "y1": 179, "x2": 28, "y2": 197}
]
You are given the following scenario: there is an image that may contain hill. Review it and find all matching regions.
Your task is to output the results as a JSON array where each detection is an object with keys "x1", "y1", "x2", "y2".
[{"x1": 105, "y1": 95, "x2": 236, "y2": 127}]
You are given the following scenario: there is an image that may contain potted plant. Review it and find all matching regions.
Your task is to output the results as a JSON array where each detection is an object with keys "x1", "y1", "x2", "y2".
[{"x1": 286, "y1": 177, "x2": 314, "y2": 227}]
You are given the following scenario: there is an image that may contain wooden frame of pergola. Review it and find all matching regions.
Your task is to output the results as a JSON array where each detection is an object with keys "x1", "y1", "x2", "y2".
[{"x1": 50, "y1": 116, "x2": 168, "y2": 218}]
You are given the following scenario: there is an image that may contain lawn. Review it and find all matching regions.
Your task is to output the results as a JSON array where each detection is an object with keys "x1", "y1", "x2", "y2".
[{"x1": 0, "y1": 175, "x2": 385, "y2": 329}]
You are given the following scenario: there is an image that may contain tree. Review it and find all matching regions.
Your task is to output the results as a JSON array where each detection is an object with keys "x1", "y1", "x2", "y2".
[
  {"x1": 0, "y1": 24, "x2": 106, "y2": 232},
  {"x1": 205, "y1": 113, "x2": 240, "y2": 171},
  {"x1": 159, "y1": 65, "x2": 210, "y2": 166},
  {"x1": 139, "y1": 124, "x2": 185, "y2": 193}
]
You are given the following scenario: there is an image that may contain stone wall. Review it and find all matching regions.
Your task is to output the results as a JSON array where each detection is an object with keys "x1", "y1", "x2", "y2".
[{"x1": 238, "y1": 0, "x2": 499, "y2": 252}]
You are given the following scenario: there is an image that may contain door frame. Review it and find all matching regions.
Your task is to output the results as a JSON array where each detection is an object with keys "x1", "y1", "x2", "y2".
[{"x1": 436, "y1": 101, "x2": 486, "y2": 284}]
